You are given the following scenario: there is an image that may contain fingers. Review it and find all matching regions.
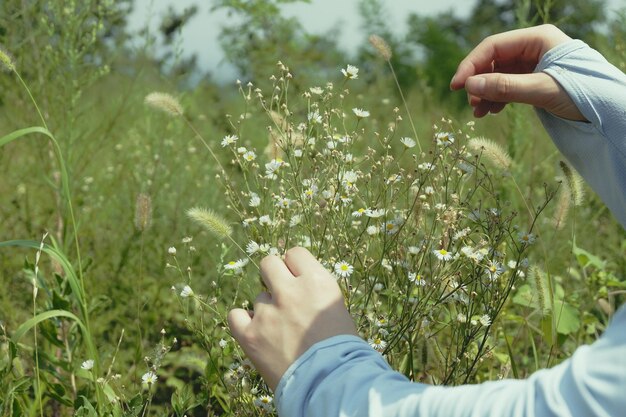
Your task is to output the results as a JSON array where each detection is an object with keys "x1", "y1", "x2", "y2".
[
  {"x1": 228, "y1": 308, "x2": 252, "y2": 342},
  {"x1": 260, "y1": 255, "x2": 294, "y2": 292},
  {"x1": 283, "y1": 247, "x2": 328, "y2": 277},
  {"x1": 465, "y1": 72, "x2": 560, "y2": 106}
]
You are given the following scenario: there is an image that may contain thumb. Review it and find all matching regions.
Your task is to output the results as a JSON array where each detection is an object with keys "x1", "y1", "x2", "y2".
[
  {"x1": 228, "y1": 308, "x2": 252, "y2": 343},
  {"x1": 465, "y1": 72, "x2": 559, "y2": 107}
]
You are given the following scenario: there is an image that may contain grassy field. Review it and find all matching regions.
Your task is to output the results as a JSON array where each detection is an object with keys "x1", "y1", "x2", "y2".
[{"x1": 1, "y1": 1, "x2": 625, "y2": 416}]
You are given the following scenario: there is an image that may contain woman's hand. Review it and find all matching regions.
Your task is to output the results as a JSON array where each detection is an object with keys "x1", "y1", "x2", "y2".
[
  {"x1": 450, "y1": 24, "x2": 586, "y2": 121},
  {"x1": 228, "y1": 247, "x2": 358, "y2": 391}
]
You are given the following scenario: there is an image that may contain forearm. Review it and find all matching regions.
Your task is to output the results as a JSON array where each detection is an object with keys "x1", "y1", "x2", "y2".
[{"x1": 535, "y1": 40, "x2": 626, "y2": 229}]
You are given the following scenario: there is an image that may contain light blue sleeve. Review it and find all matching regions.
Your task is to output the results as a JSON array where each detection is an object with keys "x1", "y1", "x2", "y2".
[
  {"x1": 535, "y1": 39, "x2": 626, "y2": 229},
  {"x1": 275, "y1": 306, "x2": 626, "y2": 417},
  {"x1": 274, "y1": 40, "x2": 626, "y2": 417}
]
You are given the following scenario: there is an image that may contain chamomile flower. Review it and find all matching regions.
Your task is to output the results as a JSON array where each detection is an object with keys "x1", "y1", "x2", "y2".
[
  {"x1": 408, "y1": 272, "x2": 426, "y2": 286},
  {"x1": 334, "y1": 261, "x2": 354, "y2": 278},
  {"x1": 276, "y1": 197, "x2": 293, "y2": 209},
  {"x1": 434, "y1": 248, "x2": 453, "y2": 261},
  {"x1": 341, "y1": 64, "x2": 359, "y2": 79},
  {"x1": 308, "y1": 111, "x2": 322, "y2": 124},
  {"x1": 142, "y1": 371, "x2": 158, "y2": 385},
  {"x1": 246, "y1": 241, "x2": 260, "y2": 255},
  {"x1": 352, "y1": 208, "x2": 366, "y2": 217},
  {"x1": 224, "y1": 259, "x2": 249, "y2": 274},
  {"x1": 417, "y1": 162, "x2": 436, "y2": 171},
  {"x1": 259, "y1": 215, "x2": 272, "y2": 226},
  {"x1": 180, "y1": 285, "x2": 194, "y2": 298},
  {"x1": 243, "y1": 150, "x2": 257, "y2": 161},
  {"x1": 435, "y1": 132, "x2": 455, "y2": 147},
  {"x1": 254, "y1": 395, "x2": 274, "y2": 412},
  {"x1": 368, "y1": 337, "x2": 387, "y2": 352},
  {"x1": 249, "y1": 193, "x2": 261, "y2": 207},
  {"x1": 352, "y1": 108, "x2": 370, "y2": 118},
  {"x1": 81, "y1": 359, "x2": 94, "y2": 370},
  {"x1": 479, "y1": 314, "x2": 492, "y2": 326},
  {"x1": 365, "y1": 208, "x2": 386, "y2": 218},
  {"x1": 518, "y1": 232, "x2": 536, "y2": 245},
  {"x1": 485, "y1": 260, "x2": 505, "y2": 281},
  {"x1": 400, "y1": 137, "x2": 416, "y2": 148},
  {"x1": 366, "y1": 225, "x2": 379, "y2": 235},
  {"x1": 309, "y1": 86, "x2": 323, "y2": 95},
  {"x1": 221, "y1": 135, "x2": 238, "y2": 147},
  {"x1": 382, "y1": 220, "x2": 400, "y2": 235}
]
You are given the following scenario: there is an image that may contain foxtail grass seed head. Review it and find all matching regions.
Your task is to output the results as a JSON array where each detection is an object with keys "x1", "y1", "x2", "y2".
[
  {"x1": 0, "y1": 46, "x2": 14, "y2": 72},
  {"x1": 553, "y1": 181, "x2": 571, "y2": 230},
  {"x1": 559, "y1": 161, "x2": 584, "y2": 206},
  {"x1": 187, "y1": 207, "x2": 232, "y2": 239},
  {"x1": 135, "y1": 193, "x2": 153, "y2": 231},
  {"x1": 468, "y1": 137, "x2": 512, "y2": 170},
  {"x1": 369, "y1": 34, "x2": 392, "y2": 61},
  {"x1": 529, "y1": 266, "x2": 548, "y2": 315},
  {"x1": 144, "y1": 92, "x2": 184, "y2": 117}
]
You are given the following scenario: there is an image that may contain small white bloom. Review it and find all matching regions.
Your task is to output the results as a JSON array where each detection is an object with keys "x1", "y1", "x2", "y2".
[
  {"x1": 479, "y1": 314, "x2": 491, "y2": 326},
  {"x1": 243, "y1": 150, "x2": 257, "y2": 161},
  {"x1": 168, "y1": 247, "x2": 177, "y2": 255},
  {"x1": 81, "y1": 359, "x2": 94, "y2": 370},
  {"x1": 365, "y1": 208, "x2": 385, "y2": 218},
  {"x1": 237, "y1": 147, "x2": 247, "y2": 154},
  {"x1": 418, "y1": 162, "x2": 436, "y2": 171},
  {"x1": 142, "y1": 371, "x2": 158, "y2": 385},
  {"x1": 400, "y1": 137, "x2": 416, "y2": 148},
  {"x1": 352, "y1": 208, "x2": 366, "y2": 217},
  {"x1": 246, "y1": 240, "x2": 260, "y2": 255},
  {"x1": 341, "y1": 64, "x2": 359, "y2": 79},
  {"x1": 254, "y1": 395, "x2": 274, "y2": 411},
  {"x1": 308, "y1": 111, "x2": 322, "y2": 124},
  {"x1": 457, "y1": 313, "x2": 467, "y2": 323},
  {"x1": 435, "y1": 132, "x2": 455, "y2": 147},
  {"x1": 408, "y1": 246, "x2": 420, "y2": 255},
  {"x1": 221, "y1": 134, "x2": 238, "y2": 147},
  {"x1": 352, "y1": 108, "x2": 370, "y2": 118},
  {"x1": 182, "y1": 236, "x2": 193, "y2": 244},
  {"x1": 249, "y1": 193, "x2": 261, "y2": 207},
  {"x1": 309, "y1": 86, "x2": 323, "y2": 95},
  {"x1": 368, "y1": 337, "x2": 387, "y2": 352},
  {"x1": 434, "y1": 248, "x2": 453, "y2": 261},
  {"x1": 259, "y1": 215, "x2": 272, "y2": 226},
  {"x1": 334, "y1": 261, "x2": 354, "y2": 278},
  {"x1": 180, "y1": 285, "x2": 194, "y2": 298},
  {"x1": 366, "y1": 225, "x2": 379, "y2": 235},
  {"x1": 518, "y1": 232, "x2": 536, "y2": 245},
  {"x1": 218, "y1": 338, "x2": 228, "y2": 348}
]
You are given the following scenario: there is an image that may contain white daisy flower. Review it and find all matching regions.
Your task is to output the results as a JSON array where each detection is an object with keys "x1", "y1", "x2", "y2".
[
  {"x1": 368, "y1": 337, "x2": 387, "y2": 352},
  {"x1": 453, "y1": 228, "x2": 471, "y2": 241},
  {"x1": 246, "y1": 240, "x2": 260, "y2": 255},
  {"x1": 218, "y1": 338, "x2": 228, "y2": 348},
  {"x1": 418, "y1": 162, "x2": 436, "y2": 171},
  {"x1": 382, "y1": 221, "x2": 400, "y2": 235},
  {"x1": 352, "y1": 208, "x2": 366, "y2": 217},
  {"x1": 435, "y1": 132, "x2": 455, "y2": 147},
  {"x1": 249, "y1": 193, "x2": 261, "y2": 207},
  {"x1": 221, "y1": 135, "x2": 238, "y2": 147},
  {"x1": 309, "y1": 86, "x2": 323, "y2": 95},
  {"x1": 408, "y1": 246, "x2": 420, "y2": 255},
  {"x1": 341, "y1": 64, "x2": 359, "y2": 79},
  {"x1": 259, "y1": 215, "x2": 272, "y2": 226},
  {"x1": 308, "y1": 111, "x2": 322, "y2": 124},
  {"x1": 334, "y1": 261, "x2": 354, "y2": 278},
  {"x1": 243, "y1": 150, "x2": 256, "y2": 161},
  {"x1": 254, "y1": 395, "x2": 274, "y2": 411},
  {"x1": 400, "y1": 137, "x2": 416, "y2": 148},
  {"x1": 276, "y1": 197, "x2": 293, "y2": 209},
  {"x1": 352, "y1": 108, "x2": 370, "y2": 118},
  {"x1": 81, "y1": 359, "x2": 94, "y2": 370},
  {"x1": 518, "y1": 232, "x2": 536, "y2": 245},
  {"x1": 366, "y1": 225, "x2": 379, "y2": 235},
  {"x1": 289, "y1": 214, "x2": 302, "y2": 227},
  {"x1": 182, "y1": 236, "x2": 193, "y2": 244},
  {"x1": 434, "y1": 249, "x2": 453, "y2": 261},
  {"x1": 180, "y1": 285, "x2": 194, "y2": 298},
  {"x1": 168, "y1": 247, "x2": 177, "y2": 255},
  {"x1": 457, "y1": 313, "x2": 467, "y2": 323},
  {"x1": 365, "y1": 208, "x2": 386, "y2": 218},
  {"x1": 479, "y1": 314, "x2": 491, "y2": 326},
  {"x1": 408, "y1": 272, "x2": 426, "y2": 286},
  {"x1": 142, "y1": 371, "x2": 158, "y2": 385},
  {"x1": 485, "y1": 260, "x2": 505, "y2": 281}
]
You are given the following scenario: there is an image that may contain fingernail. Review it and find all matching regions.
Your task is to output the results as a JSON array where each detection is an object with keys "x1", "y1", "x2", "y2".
[
  {"x1": 467, "y1": 76, "x2": 486, "y2": 94},
  {"x1": 449, "y1": 74, "x2": 458, "y2": 89}
]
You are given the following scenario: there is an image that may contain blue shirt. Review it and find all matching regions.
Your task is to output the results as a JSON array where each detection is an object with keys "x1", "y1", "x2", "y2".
[{"x1": 275, "y1": 40, "x2": 626, "y2": 417}]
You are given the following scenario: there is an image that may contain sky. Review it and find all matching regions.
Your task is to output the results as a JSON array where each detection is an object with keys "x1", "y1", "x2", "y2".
[{"x1": 127, "y1": 0, "x2": 626, "y2": 82}]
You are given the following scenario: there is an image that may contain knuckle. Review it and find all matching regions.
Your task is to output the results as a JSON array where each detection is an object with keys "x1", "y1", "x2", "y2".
[{"x1": 494, "y1": 75, "x2": 512, "y2": 98}]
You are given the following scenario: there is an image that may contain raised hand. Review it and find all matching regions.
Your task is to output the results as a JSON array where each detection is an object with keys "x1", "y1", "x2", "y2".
[{"x1": 450, "y1": 24, "x2": 585, "y2": 121}]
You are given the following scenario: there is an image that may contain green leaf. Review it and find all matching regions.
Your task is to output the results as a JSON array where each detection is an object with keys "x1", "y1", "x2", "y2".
[
  {"x1": 572, "y1": 240, "x2": 606, "y2": 270},
  {"x1": 12, "y1": 309, "x2": 86, "y2": 344},
  {"x1": 553, "y1": 301, "x2": 581, "y2": 335}
]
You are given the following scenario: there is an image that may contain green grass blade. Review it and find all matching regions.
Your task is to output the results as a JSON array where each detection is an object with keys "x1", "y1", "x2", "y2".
[
  {"x1": 0, "y1": 126, "x2": 54, "y2": 147},
  {"x1": 12, "y1": 309, "x2": 85, "y2": 343},
  {"x1": 0, "y1": 240, "x2": 85, "y2": 307}
]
